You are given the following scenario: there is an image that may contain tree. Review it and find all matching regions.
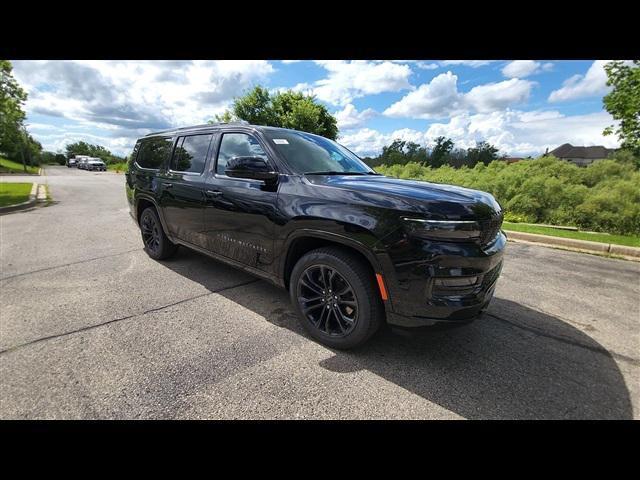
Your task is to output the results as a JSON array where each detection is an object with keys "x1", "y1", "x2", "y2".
[
  {"x1": 429, "y1": 136, "x2": 454, "y2": 168},
  {"x1": 64, "y1": 141, "x2": 124, "y2": 164},
  {"x1": 0, "y1": 60, "x2": 28, "y2": 162},
  {"x1": 466, "y1": 141, "x2": 499, "y2": 166},
  {"x1": 603, "y1": 60, "x2": 640, "y2": 154},
  {"x1": 213, "y1": 86, "x2": 338, "y2": 140}
]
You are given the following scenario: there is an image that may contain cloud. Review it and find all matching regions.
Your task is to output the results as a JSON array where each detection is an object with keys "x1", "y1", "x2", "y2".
[
  {"x1": 310, "y1": 61, "x2": 413, "y2": 106},
  {"x1": 464, "y1": 78, "x2": 534, "y2": 113},
  {"x1": 334, "y1": 104, "x2": 377, "y2": 130},
  {"x1": 338, "y1": 110, "x2": 619, "y2": 158},
  {"x1": 12, "y1": 60, "x2": 275, "y2": 149},
  {"x1": 383, "y1": 72, "x2": 463, "y2": 119},
  {"x1": 415, "y1": 62, "x2": 439, "y2": 70},
  {"x1": 548, "y1": 60, "x2": 619, "y2": 102},
  {"x1": 384, "y1": 73, "x2": 533, "y2": 119},
  {"x1": 337, "y1": 127, "x2": 428, "y2": 156},
  {"x1": 427, "y1": 110, "x2": 619, "y2": 155},
  {"x1": 441, "y1": 60, "x2": 494, "y2": 68},
  {"x1": 502, "y1": 60, "x2": 553, "y2": 78}
]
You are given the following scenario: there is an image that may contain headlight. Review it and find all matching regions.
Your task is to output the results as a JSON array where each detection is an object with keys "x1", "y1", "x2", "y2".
[{"x1": 401, "y1": 217, "x2": 481, "y2": 241}]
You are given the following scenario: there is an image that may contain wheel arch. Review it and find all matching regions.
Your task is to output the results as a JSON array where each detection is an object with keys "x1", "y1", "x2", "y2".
[
  {"x1": 135, "y1": 194, "x2": 173, "y2": 240},
  {"x1": 280, "y1": 230, "x2": 384, "y2": 292}
]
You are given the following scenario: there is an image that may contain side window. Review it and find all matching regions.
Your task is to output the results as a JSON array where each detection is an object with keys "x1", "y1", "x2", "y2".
[
  {"x1": 216, "y1": 133, "x2": 268, "y2": 175},
  {"x1": 129, "y1": 141, "x2": 142, "y2": 168},
  {"x1": 137, "y1": 137, "x2": 174, "y2": 170},
  {"x1": 171, "y1": 134, "x2": 213, "y2": 174}
]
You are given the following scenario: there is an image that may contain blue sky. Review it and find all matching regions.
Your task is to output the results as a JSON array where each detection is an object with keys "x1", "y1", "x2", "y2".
[{"x1": 11, "y1": 60, "x2": 621, "y2": 158}]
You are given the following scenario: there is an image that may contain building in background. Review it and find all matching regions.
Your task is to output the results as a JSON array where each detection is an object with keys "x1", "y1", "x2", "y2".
[{"x1": 547, "y1": 144, "x2": 616, "y2": 167}]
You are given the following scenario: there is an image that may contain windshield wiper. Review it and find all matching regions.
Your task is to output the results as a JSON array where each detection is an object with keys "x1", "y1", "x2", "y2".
[{"x1": 303, "y1": 171, "x2": 368, "y2": 175}]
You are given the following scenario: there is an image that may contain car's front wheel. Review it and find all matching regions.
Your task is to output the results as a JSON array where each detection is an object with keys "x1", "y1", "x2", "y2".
[
  {"x1": 139, "y1": 207, "x2": 178, "y2": 260},
  {"x1": 289, "y1": 247, "x2": 384, "y2": 349}
]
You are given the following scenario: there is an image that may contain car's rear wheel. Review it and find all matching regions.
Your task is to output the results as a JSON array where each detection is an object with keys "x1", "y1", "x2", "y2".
[
  {"x1": 289, "y1": 247, "x2": 384, "y2": 349},
  {"x1": 140, "y1": 207, "x2": 178, "y2": 260}
]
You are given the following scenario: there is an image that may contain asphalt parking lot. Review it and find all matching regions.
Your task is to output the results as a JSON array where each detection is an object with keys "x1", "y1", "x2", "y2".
[{"x1": 1, "y1": 166, "x2": 638, "y2": 419}]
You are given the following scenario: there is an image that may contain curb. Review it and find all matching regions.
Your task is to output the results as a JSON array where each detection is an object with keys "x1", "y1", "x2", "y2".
[
  {"x1": 0, "y1": 182, "x2": 38, "y2": 214},
  {"x1": 505, "y1": 230, "x2": 640, "y2": 260}
]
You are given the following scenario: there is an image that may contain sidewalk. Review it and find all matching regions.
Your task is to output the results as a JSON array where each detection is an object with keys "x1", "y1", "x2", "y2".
[{"x1": 505, "y1": 230, "x2": 640, "y2": 261}]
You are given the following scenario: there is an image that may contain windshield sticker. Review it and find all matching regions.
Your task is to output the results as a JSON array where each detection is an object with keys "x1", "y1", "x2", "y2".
[{"x1": 272, "y1": 139, "x2": 289, "y2": 145}]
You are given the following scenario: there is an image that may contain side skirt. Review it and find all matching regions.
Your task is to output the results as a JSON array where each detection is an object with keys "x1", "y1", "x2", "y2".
[{"x1": 173, "y1": 238, "x2": 285, "y2": 289}]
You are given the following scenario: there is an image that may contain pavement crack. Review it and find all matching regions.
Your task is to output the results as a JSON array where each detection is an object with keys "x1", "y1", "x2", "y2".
[
  {"x1": 0, "y1": 278, "x2": 260, "y2": 355},
  {"x1": 0, "y1": 249, "x2": 142, "y2": 282},
  {"x1": 484, "y1": 312, "x2": 640, "y2": 366}
]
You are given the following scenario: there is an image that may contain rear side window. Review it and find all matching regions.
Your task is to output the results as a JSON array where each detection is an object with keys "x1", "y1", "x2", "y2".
[
  {"x1": 129, "y1": 141, "x2": 141, "y2": 167},
  {"x1": 136, "y1": 137, "x2": 174, "y2": 170},
  {"x1": 171, "y1": 134, "x2": 213, "y2": 174},
  {"x1": 216, "y1": 133, "x2": 268, "y2": 175}
]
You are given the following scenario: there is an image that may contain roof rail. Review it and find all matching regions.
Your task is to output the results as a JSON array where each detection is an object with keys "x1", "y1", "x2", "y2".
[{"x1": 146, "y1": 120, "x2": 250, "y2": 136}]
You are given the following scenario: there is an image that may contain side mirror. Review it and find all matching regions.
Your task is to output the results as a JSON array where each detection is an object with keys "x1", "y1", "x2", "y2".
[{"x1": 225, "y1": 156, "x2": 278, "y2": 183}]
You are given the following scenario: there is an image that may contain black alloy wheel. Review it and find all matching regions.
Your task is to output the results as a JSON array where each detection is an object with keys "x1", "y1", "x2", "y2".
[
  {"x1": 297, "y1": 264, "x2": 359, "y2": 337},
  {"x1": 139, "y1": 207, "x2": 178, "y2": 260},
  {"x1": 141, "y1": 210, "x2": 161, "y2": 254}
]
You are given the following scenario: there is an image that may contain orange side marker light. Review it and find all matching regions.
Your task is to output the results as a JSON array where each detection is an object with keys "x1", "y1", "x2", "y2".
[{"x1": 375, "y1": 273, "x2": 389, "y2": 301}]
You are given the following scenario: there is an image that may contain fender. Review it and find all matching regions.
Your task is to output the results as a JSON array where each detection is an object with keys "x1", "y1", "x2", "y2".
[
  {"x1": 279, "y1": 228, "x2": 385, "y2": 281},
  {"x1": 134, "y1": 193, "x2": 177, "y2": 243}
]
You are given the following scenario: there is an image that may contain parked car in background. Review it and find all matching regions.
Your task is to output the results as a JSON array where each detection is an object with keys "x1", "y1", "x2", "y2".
[
  {"x1": 125, "y1": 123, "x2": 505, "y2": 349},
  {"x1": 67, "y1": 158, "x2": 77, "y2": 168},
  {"x1": 86, "y1": 158, "x2": 107, "y2": 171},
  {"x1": 74, "y1": 155, "x2": 91, "y2": 170}
]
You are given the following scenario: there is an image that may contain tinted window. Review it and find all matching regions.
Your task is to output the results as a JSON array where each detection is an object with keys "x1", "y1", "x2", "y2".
[
  {"x1": 137, "y1": 137, "x2": 174, "y2": 170},
  {"x1": 264, "y1": 130, "x2": 373, "y2": 175},
  {"x1": 216, "y1": 133, "x2": 268, "y2": 175},
  {"x1": 129, "y1": 141, "x2": 141, "y2": 166},
  {"x1": 171, "y1": 134, "x2": 212, "y2": 173}
]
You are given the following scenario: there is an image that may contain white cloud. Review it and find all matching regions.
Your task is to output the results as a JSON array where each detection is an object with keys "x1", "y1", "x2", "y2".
[
  {"x1": 12, "y1": 60, "x2": 276, "y2": 153},
  {"x1": 415, "y1": 62, "x2": 439, "y2": 70},
  {"x1": 464, "y1": 78, "x2": 534, "y2": 113},
  {"x1": 334, "y1": 104, "x2": 377, "y2": 130},
  {"x1": 384, "y1": 72, "x2": 463, "y2": 119},
  {"x1": 426, "y1": 110, "x2": 618, "y2": 155},
  {"x1": 548, "y1": 60, "x2": 615, "y2": 102},
  {"x1": 384, "y1": 73, "x2": 533, "y2": 119},
  {"x1": 338, "y1": 110, "x2": 619, "y2": 158},
  {"x1": 310, "y1": 61, "x2": 413, "y2": 106},
  {"x1": 502, "y1": 60, "x2": 553, "y2": 78},
  {"x1": 338, "y1": 127, "x2": 428, "y2": 157},
  {"x1": 441, "y1": 60, "x2": 494, "y2": 68}
]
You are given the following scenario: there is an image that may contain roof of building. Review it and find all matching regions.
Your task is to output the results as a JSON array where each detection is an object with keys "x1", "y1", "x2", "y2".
[{"x1": 549, "y1": 143, "x2": 615, "y2": 159}]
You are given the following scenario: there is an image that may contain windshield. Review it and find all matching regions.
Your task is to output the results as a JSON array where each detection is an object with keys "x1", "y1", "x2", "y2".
[{"x1": 264, "y1": 130, "x2": 375, "y2": 175}]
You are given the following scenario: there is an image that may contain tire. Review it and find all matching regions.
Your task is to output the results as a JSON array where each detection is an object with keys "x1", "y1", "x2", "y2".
[
  {"x1": 289, "y1": 247, "x2": 384, "y2": 349},
  {"x1": 139, "y1": 207, "x2": 178, "y2": 260}
]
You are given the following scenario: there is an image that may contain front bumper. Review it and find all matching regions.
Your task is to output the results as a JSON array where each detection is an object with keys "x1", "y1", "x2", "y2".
[{"x1": 380, "y1": 231, "x2": 506, "y2": 329}]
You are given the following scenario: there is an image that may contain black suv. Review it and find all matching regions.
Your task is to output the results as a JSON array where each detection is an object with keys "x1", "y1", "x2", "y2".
[{"x1": 125, "y1": 123, "x2": 505, "y2": 349}]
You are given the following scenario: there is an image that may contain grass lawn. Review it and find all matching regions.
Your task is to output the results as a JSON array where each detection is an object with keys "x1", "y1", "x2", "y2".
[
  {"x1": 0, "y1": 157, "x2": 39, "y2": 175},
  {"x1": 503, "y1": 221, "x2": 640, "y2": 248},
  {"x1": 107, "y1": 162, "x2": 128, "y2": 173},
  {"x1": 0, "y1": 182, "x2": 33, "y2": 207}
]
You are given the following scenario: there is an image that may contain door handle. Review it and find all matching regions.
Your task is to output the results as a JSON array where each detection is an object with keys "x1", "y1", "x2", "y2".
[
  {"x1": 162, "y1": 182, "x2": 173, "y2": 188},
  {"x1": 205, "y1": 189, "x2": 223, "y2": 197}
]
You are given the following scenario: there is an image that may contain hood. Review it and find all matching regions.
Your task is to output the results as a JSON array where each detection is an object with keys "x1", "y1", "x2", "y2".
[{"x1": 304, "y1": 174, "x2": 502, "y2": 220}]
